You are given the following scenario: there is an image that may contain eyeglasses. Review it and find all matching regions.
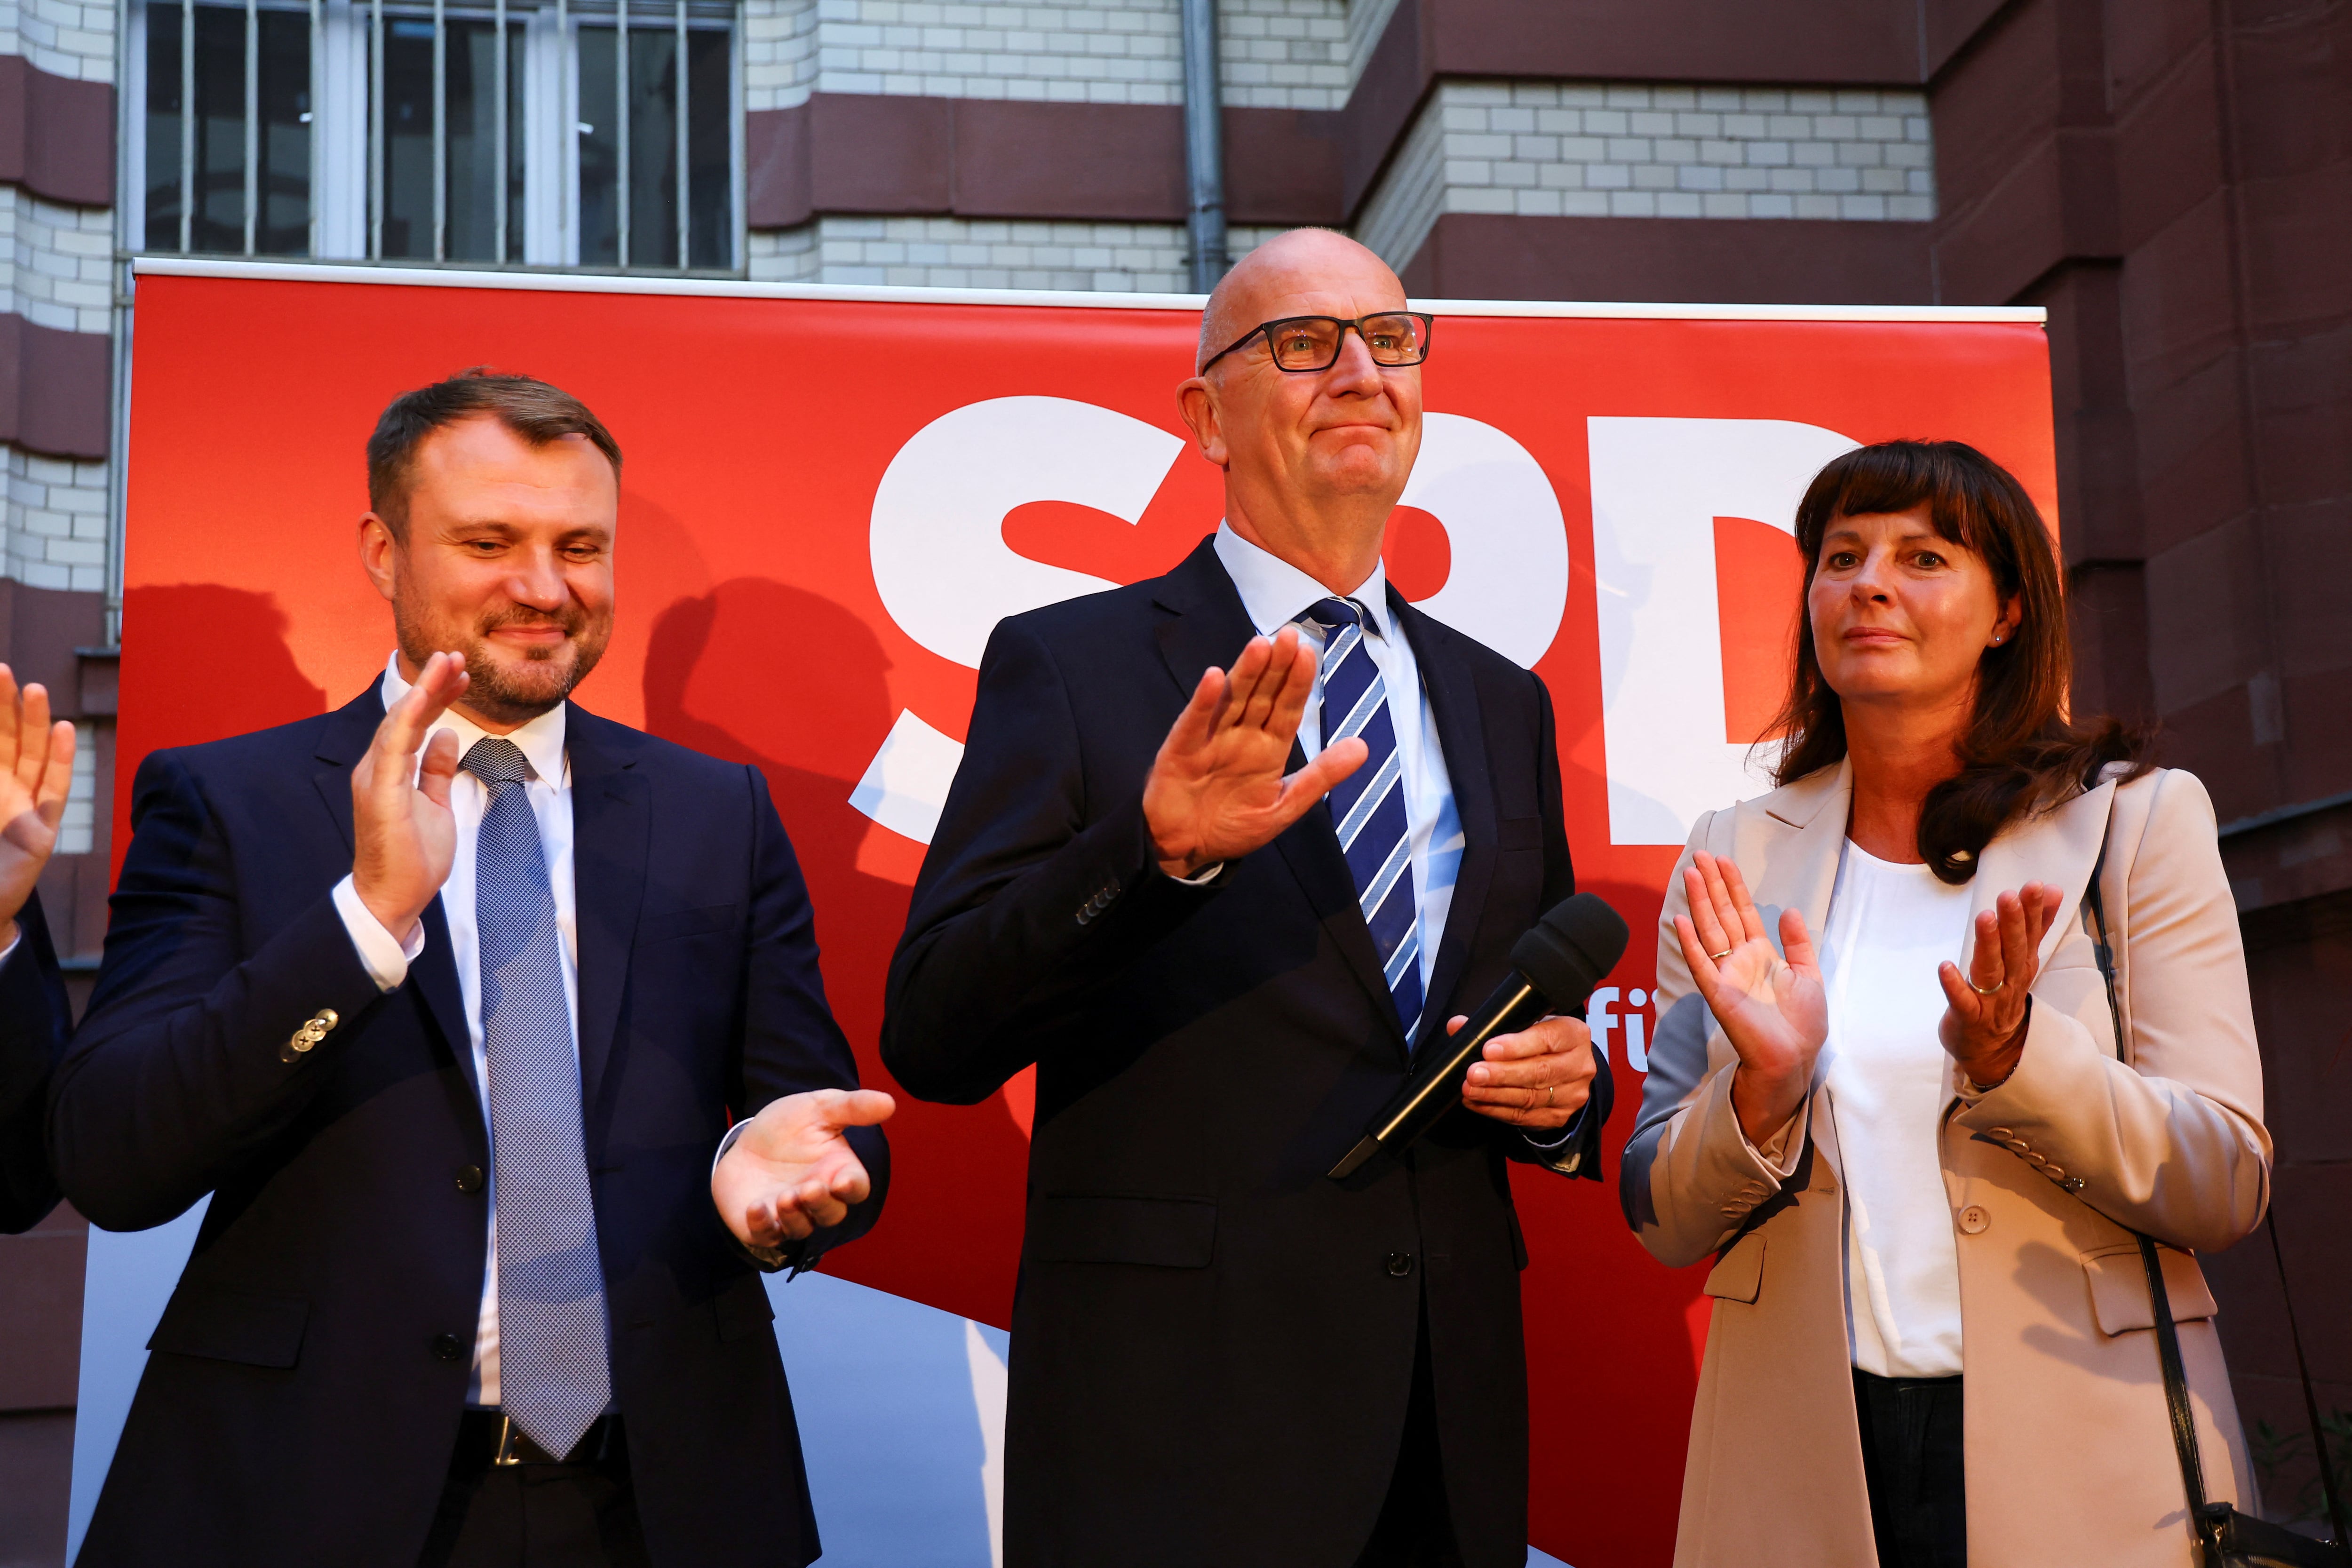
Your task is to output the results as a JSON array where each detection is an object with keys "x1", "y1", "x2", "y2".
[{"x1": 1200, "y1": 312, "x2": 1436, "y2": 374}]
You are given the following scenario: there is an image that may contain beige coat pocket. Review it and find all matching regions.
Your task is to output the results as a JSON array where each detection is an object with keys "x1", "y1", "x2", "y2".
[
  {"x1": 1704, "y1": 1232, "x2": 1765, "y2": 1304},
  {"x1": 2082, "y1": 1242, "x2": 2217, "y2": 1336}
]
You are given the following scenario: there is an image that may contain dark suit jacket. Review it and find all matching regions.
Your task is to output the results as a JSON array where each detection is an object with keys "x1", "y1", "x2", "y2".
[
  {"x1": 0, "y1": 890, "x2": 69, "y2": 1232},
  {"x1": 882, "y1": 539, "x2": 1611, "y2": 1568},
  {"x1": 50, "y1": 689, "x2": 886, "y2": 1568}
]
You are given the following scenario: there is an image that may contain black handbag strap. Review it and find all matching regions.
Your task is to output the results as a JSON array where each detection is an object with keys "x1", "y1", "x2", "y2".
[
  {"x1": 2081, "y1": 842, "x2": 2220, "y2": 1558},
  {"x1": 2082, "y1": 827, "x2": 2350, "y2": 1558}
]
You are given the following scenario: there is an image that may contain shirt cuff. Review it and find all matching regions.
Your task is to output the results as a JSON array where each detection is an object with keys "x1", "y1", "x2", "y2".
[
  {"x1": 1174, "y1": 861, "x2": 1225, "y2": 885},
  {"x1": 332, "y1": 875, "x2": 425, "y2": 992},
  {"x1": 1739, "y1": 1109, "x2": 1804, "y2": 1178},
  {"x1": 712, "y1": 1119, "x2": 751, "y2": 1175},
  {"x1": 0, "y1": 929, "x2": 18, "y2": 968},
  {"x1": 1524, "y1": 1106, "x2": 1585, "y2": 1151}
]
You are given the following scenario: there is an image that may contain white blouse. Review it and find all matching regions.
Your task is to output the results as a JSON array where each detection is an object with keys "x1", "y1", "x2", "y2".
[{"x1": 1818, "y1": 840, "x2": 1975, "y2": 1379}]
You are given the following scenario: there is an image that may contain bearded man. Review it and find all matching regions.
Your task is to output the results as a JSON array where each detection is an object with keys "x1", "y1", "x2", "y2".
[{"x1": 52, "y1": 371, "x2": 891, "y2": 1568}]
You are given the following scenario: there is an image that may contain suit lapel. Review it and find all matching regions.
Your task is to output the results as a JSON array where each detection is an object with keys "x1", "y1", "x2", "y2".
[
  {"x1": 1748, "y1": 757, "x2": 1852, "y2": 943},
  {"x1": 1971, "y1": 775, "x2": 2117, "y2": 967},
  {"x1": 311, "y1": 686, "x2": 475, "y2": 1086},
  {"x1": 1396, "y1": 597, "x2": 1494, "y2": 1054},
  {"x1": 564, "y1": 704, "x2": 649, "y2": 1114},
  {"x1": 1151, "y1": 539, "x2": 1405, "y2": 1044}
]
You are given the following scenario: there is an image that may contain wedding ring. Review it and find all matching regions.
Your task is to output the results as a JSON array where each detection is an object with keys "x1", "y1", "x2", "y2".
[
  {"x1": 1544, "y1": 1084, "x2": 1556, "y2": 1107},
  {"x1": 1970, "y1": 978, "x2": 2005, "y2": 995},
  {"x1": 1707, "y1": 948, "x2": 1733, "y2": 961}
]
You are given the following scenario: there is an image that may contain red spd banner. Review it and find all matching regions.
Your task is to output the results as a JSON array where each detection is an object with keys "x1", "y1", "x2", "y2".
[{"x1": 118, "y1": 261, "x2": 2053, "y2": 1567}]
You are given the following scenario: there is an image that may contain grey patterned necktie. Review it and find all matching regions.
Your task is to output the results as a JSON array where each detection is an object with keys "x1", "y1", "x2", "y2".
[{"x1": 462, "y1": 736, "x2": 611, "y2": 1459}]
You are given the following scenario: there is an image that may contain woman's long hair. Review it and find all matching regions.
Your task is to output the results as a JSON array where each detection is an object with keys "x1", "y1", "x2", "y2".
[{"x1": 1769, "y1": 439, "x2": 2153, "y2": 883}]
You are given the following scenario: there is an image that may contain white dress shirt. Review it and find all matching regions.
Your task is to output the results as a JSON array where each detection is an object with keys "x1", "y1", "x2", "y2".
[
  {"x1": 331, "y1": 653, "x2": 582, "y2": 1408},
  {"x1": 1212, "y1": 525, "x2": 1463, "y2": 992},
  {"x1": 1817, "y1": 839, "x2": 1972, "y2": 1378}
]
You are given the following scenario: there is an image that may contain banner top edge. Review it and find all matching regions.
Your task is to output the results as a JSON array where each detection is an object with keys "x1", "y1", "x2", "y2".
[{"x1": 128, "y1": 257, "x2": 2051, "y2": 325}]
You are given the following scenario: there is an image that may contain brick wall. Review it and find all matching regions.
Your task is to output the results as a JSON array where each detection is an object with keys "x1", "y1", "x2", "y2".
[
  {"x1": 751, "y1": 215, "x2": 1285, "y2": 290},
  {"x1": 1358, "y1": 80, "x2": 1935, "y2": 273}
]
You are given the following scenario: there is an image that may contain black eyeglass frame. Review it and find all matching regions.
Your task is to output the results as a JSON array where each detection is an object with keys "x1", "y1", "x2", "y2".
[{"x1": 1199, "y1": 312, "x2": 1437, "y2": 375}]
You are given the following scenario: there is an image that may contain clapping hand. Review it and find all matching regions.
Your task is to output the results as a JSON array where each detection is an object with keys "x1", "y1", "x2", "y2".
[
  {"x1": 350, "y1": 651, "x2": 470, "y2": 945},
  {"x1": 1142, "y1": 626, "x2": 1367, "y2": 878},
  {"x1": 1671, "y1": 852, "x2": 1828, "y2": 1148},
  {"x1": 713, "y1": 1088, "x2": 896, "y2": 1252},
  {"x1": 0, "y1": 665, "x2": 75, "y2": 948},
  {"x1": 1937, "y1": 883, "x2": 2062, "y2": 1089}
]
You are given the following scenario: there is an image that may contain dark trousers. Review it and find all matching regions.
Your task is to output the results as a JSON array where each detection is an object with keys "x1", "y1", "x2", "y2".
[
  {"x1": 1852, "y1": 1369, "x2": 1966, "y2": 1568},
  {"x1": 1353, "y1": 1301, "x2": 1464, "y2": 1568},
  {"x1": 418, "y1": 1413, "x2": 650, "y2": 1568}
]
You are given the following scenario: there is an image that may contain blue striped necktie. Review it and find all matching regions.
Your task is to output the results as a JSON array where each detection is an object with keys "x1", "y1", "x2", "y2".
[
  {"x1": 462, "y1": 736, "x2": 611, "y2": 1461},
  {"x1": 1299, "y1": 598, "x2": 1424, "y2": 1039}
]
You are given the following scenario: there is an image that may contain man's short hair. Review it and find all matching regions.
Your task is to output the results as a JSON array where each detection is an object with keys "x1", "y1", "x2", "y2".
[{"x1": 366, "y1": 368, "x2": 622, "y2": 537}]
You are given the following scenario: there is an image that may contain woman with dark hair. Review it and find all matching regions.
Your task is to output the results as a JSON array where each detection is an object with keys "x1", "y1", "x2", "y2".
[{"x1": 1621, "y1": 440, "x2": 2270, "y2": 1567}]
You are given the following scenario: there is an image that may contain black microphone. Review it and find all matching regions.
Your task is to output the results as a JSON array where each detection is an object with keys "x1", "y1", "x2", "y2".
[{"x1": 1327, "y1": 892, "x2": 1631, "y2": 1180}]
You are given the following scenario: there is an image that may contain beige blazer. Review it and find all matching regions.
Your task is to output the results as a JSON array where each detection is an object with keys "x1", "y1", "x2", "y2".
[{"x1": 1623, "y1": 760, "x2": 2271, "y2": 1568}]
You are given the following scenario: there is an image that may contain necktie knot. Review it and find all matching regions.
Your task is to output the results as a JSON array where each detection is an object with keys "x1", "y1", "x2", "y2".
[
  {"x1": 461, "y1": 736, "x2": 536, "y2": 793},
  {"x1": 1299, "y1": 596, "x2": 1365, "y2": 636}
]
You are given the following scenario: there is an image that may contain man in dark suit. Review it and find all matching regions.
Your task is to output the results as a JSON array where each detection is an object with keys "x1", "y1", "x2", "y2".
[
  {"x1": 51, "y1": 371, "x2": 892, "y2": 1567},
  {"x1": 883, "y1": 229, "x2": 1613, "y2": 1568},
  {"x1": 0, "y1": 665, "x2": 75, "y2": 1232}
]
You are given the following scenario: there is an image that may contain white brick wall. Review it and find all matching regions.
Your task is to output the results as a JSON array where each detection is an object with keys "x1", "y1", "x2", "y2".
[
  {"x1": 0, "y1": 187, "x2": 115, "y2": 334},
  {"x1": 1357, "y1": 80, "x2": 1936, "y2": 271},
  {"x1": 3, "y1": 448, "x2": 111, "y2": 593},
  {"x1": 0, "y1": 0, "x2": 116, "y2": 83},
  {"x1": 745, "y1": 0, "x2": 1351, "y2": 112},
  {"x1": 745, "y1": 0, "x2": 821, "y2": 111},
  {"x1": 1220, "y1": 0, "x2": 1347, "y2": 111},
  {"x1": 751, "y1": 214, "x2": 1284, "y2": 290}
]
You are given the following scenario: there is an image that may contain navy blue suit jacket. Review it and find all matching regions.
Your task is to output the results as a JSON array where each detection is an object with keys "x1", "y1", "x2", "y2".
[
  {"x1": 0, "y1": 890, "x2": 69, "y2": 1232},
  {"x1": 51, "y1": 688, "x2": 884, "y2": 1567},
  {"x1": 883, "y1": 539, "x2": 1609, "y2": 1568}
]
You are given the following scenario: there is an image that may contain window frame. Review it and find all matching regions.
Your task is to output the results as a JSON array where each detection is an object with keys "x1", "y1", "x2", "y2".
[{"x1": 121, "y1": 0, "x2": 746, "y2": 275}]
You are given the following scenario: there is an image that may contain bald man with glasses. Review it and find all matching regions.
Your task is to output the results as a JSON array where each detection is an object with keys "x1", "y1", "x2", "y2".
[{"x1": 883, "y1": 228, "x2": 1612, "y2": 1568}]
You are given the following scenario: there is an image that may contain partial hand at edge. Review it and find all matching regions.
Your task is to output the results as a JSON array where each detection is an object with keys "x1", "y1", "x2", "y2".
[
  {"x1": 713, "y1": 1088, "x2": 896, "y2": 1250},
  {"x1": 1671, "y1": 851, "x2": 1828, "y2": 1150},
  {"x1": 350, "y1": 651, "x2": 470, "y2": 947},
  {"x1": 1141, "y1": 625, "x2": 1367, "y2": 879},
  {"x1": 0, "y1": 663, "x2": 73, "y2": 943}
]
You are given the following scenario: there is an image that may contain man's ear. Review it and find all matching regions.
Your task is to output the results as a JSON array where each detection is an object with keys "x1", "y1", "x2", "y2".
[
  {"x1": 359, "y1": 513, "x2": 401, "y2": 604},
  {"x1": 1176, "y1": 377, "x2": 1229, "y2": 468}
]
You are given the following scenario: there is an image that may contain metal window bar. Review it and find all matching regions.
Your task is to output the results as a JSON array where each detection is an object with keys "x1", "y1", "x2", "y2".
[
  {"x1": 556, "y1": 0, "x2": 568, "y2": 254},
  {"x1": 243, "y1": 0, "x2": 259, "y2": 255},
  {"x1": 493, "y1": 0, "x2": 507, "y2": 261},
  {"x1": 308, "y1": 0, "x2": 322, "y2": 256},
  {"x1": 615, "y1": 0, "x2": 628, "y2": 269},
  {"x1": 179, "y1": 0, "x2": 195, "y2": 252},
  {"x1": 369, "y1": 0, "x2": 384, "y2": 257},
  {"x1": 673, "y1": 0, "x2": 686, "y2": 269},
  {"x1": 431, "y1": 0, "x2": 446, "y2": 260}
]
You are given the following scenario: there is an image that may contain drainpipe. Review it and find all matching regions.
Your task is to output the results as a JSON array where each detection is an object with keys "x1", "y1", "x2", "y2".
[{"x1": 1179, "y1": 0, "x2": 1228, "y2": 292}]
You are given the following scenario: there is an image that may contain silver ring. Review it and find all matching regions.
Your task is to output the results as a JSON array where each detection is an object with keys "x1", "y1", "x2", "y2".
[
  {"x1": 1707, "y1": 948, "x2": 1733, "y2": 961},
  {"x1": 1970, "y1": 978, "x2": 2004, "y2": 996}
]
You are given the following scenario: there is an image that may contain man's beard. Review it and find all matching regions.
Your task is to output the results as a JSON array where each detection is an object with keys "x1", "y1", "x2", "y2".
[{"x1": 395, "y1": 597, "x2": 610, "y2": 725}]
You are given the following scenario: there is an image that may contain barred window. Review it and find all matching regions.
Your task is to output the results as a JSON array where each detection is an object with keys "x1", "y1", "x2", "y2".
[{"x1": 127, "y1": 0, "x2": 740, "y2": 271}]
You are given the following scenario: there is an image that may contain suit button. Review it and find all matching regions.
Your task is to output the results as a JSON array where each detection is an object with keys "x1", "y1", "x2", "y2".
[
  {"x1": 1384, "y1": 1251, "x2": 1414, "y2": 1277},
  {"x1": 429, "y1": 1333, "x2": 465, "y2": 1362},
  {"x1": 1957, "y1": 1205, "x2": 1990, "y2": 1235},
  {"x1": 454, "y1": 1165, "x2": 485, "y2": 1194}
]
